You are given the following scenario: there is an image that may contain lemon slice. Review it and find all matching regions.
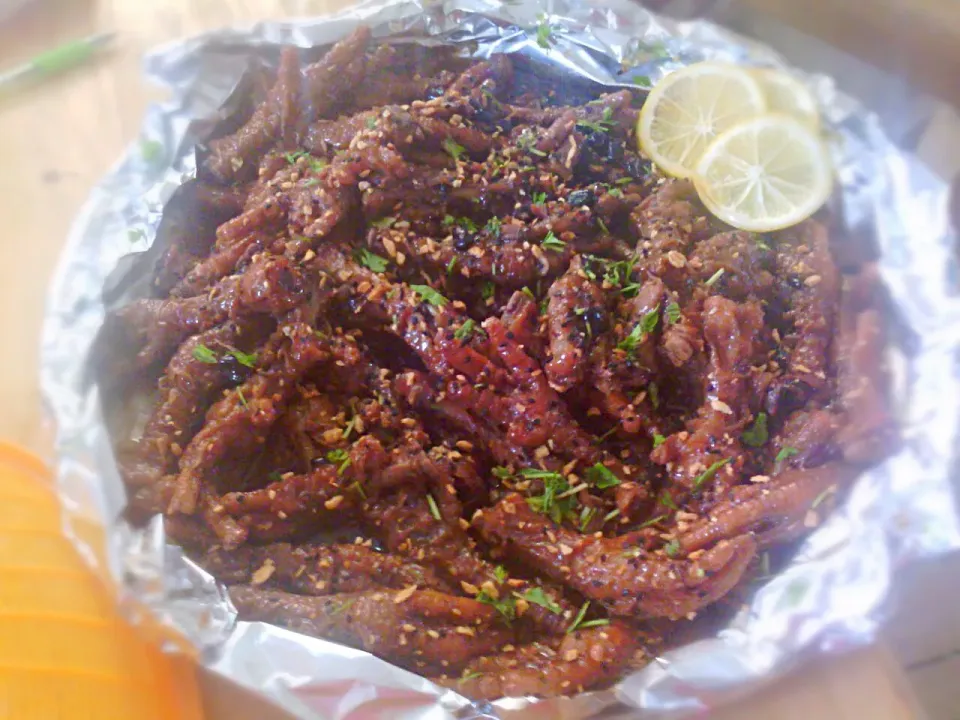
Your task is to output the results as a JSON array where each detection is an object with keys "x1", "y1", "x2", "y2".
[
  {"x1": 637, "y1": 62, "x2": 767, "y2": 178},
  {"x1": 752, "y1": 67, "x2": 820, "y2": 130},
  {"x1": 694, "y1": 114, "x2": 833, "y2": 233}
]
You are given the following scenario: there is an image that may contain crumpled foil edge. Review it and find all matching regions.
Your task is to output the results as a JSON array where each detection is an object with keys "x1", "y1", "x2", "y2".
[{"x1": 40, "y1": 1, "x2": 960, "y2": 718}]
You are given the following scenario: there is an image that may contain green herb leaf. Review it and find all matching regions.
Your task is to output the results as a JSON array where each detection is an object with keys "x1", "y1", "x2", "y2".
[
  {"x1": 663, "y1": 538, "x2": 680, "y2": 557},
  {"x1": 455, "y1": 319, "x2": 482, "y2": 342},
  {"x1": 192, "y1": 344, "x2": 218, "y2": 364},
  {"x1": 426, "y1": 493, "x2": 442, "y2": 521},
  {"x1": 742, "y1": 412, "x2": 769, "y2": 447},
  {"x1": 492, "y1": 466, "x2": 513, "y2": 479},
  {"x1": 481, "y1": 281, "x2": 496, "y2": 302},
  {"x1": 350, "y1": 480, "x2": 367, "y2": 499},
  {"x1": 410, "y1": 284, "x2": 448, "y2": 307},
  {"x1": 443, "y1": 137, "x2": 466, "y2": 162},
  {"x1": 485, "y1": 216, "x2": 502, "y2": 237},
  {"x1": 811, "y1": 486, "x2": 834, "y2": 510},
  {"x1": 308, "y1": 158, "x2": 328, "y2": 173},
  {"x1": 638, "y1": 514, "x2": 666, "y2": 530},
  {"x1": 476, "y1": 590, "x2": 516, "y2": 623},
  {"x1": 665, "y1": 302, "x2": 681, "y2": 324},
  {"x1": 127, "y1": 228, "x2": 147, "y2": 244},
  {"x1": 603, "y1": 507, "x2": 621, "y2": 523},
  {"x1": 517, "y1": 129, "x2": 547, "y2": 157},
  {"x1": 659, "y1": 491, "x2": 678, "y2": 510},
  {"x1": 541, "y1": 230, "x2": 565, "y2": 252},
  {"x1": 355, "y1": 247, "x2": 390, "y2": 273},
  {"x1": 494, "y1": 565, "x2": 508, "y2": 583},
  {"x1": 617, "y1": 309, "x2": 658, "y2": 354},
  {"x1": 520, "y1": 587, "x2": 562, "y2": 614},
  {"x1": 578, "y1": 618, "x2": 611, "y2": 629},
  {"x1": 140, "y1": 138, "x2": 164, "y2": 164},
  {"x1": 615, "y1": 177, "x2": 633, "y2": 186},
  {"x1": 304, "y1": 178, "x2": 320, "y2": 187},
  {"x1": 648, "y1": 381, "x2": 659, "y2": 409},
  {"x1": 597, "y1": 217, "x2": 611, "y2": 235},
  {"x1": 653, "y1": 433, "x2": 666, "y2": 448},
  {"x1": 447, "y1": 257, "x2": 458, "y2": 276},
  {"x1": 578, "y1": 505, "x2": 596, "y2": 531},
  {"x1": 585, "y1": 463, "x2": 620, "y2": 489},
  {"x1": 365, "y1": 116, "x2": 377, "y2": 129},
  {"x1": 459, "y1": 671, "x2": 483, "y2": 684},
  {"x1": 330, "y1": 597, "x2": 357, "y2": 616},
  {"x1": 632, "y1": 75, "x2": 652, "y2": 87},
  {"x1": 284, "y1": 150, "x2": 308, "y2": 164},
  {"x1": 565, "y1": 601, "x2": 607, "y2": 633},
  {"x1": 226, "y1": 348, "x2": 257, "y2": 368},
  {"x1": 705, "y1": 268, "x2": 726, "y2": 287},
  {"x1": 370, "y1": 216, "x2": 395, "y2": 229},
  {"x1": 532, "y1": 191, "x2": 547, "y2": 206},
  {"x1": 521, "y1": 286, "x2": 535, "y2": 300},
  {"x1": 524, "y1": 470, "x2": 575, "y2": 524},
  {"x1": 325, "y1": 448, "x2": 352, "y2": 474},
  {"x1": 535, "y1": 17, "x2": 552, "y2": 48},
  {"x1": 776, "y1": 446, "x2": 800, "y2": 464},
  {"x1": 236, "y1": 388, "x2": 249, "y2": 410},
  {"x1": 692, "y1": 458, "x2": 732, "y2": 493},
  {"x1": 607, "y1": 187, "x2": 624, "y2": 198}
]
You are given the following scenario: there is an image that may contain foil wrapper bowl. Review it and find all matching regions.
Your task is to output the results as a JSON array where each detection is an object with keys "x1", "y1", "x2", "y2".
[{"x1": 40, "y1": 1, "x2": 960, "y2": 718}]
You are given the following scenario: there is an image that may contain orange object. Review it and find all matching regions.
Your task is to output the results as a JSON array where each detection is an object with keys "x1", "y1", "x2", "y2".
[{"x1": 0, "y1": 440, "x2": 203, "y2": 719}]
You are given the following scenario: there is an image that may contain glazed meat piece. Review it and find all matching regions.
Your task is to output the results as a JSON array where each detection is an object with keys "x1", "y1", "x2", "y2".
[
  {"x1": 475, "y1": 493, "x2": 756, "y2": 620},
  {"x1": 111, "y1": 29, "x2": 897, "y2": 698},
  {"x1": 199, "y1": 542, "x2": 453, "y2": 594},
  {"x1": 436, "y1": 622, "x2": 638, "y2": 700},
  {"x1": 231, "y1": 586, "x2": 514, "y2": 672},
  {"x1": 206, "y1": 47, "x2": 301, "y2": 182}
]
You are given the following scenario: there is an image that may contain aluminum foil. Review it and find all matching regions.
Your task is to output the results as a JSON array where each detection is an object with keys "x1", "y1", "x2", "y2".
[{"x1": 41, "y1": 0, "x2": 960, "y2": 717}]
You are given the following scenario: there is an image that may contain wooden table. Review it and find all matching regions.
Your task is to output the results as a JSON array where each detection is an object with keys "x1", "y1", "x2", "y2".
[{"x1": 0, "y1": 0, "x2": 932, "y2": 718}]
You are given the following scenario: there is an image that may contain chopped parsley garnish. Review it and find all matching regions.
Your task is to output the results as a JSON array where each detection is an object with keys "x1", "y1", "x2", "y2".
[
  {"x1": 521, "y1": 286, "x2": 535, "y2": 300},
  {"x1": 459, "y1": 671, "x2": 483, "y2": 684},
  {"x1": 350, "y1": 480, "x2": 367, "y2": 499},
  {"x1": 659, "y1": 491, "x2": 678, "y2": 510},
  {"x1": 284, "y1": 150, "x2": 308, "y2": 164},
  {"x1": 653, "y1": 433, "x2": 666, "y2": 448},
  {"x1": 665, "y1": 302, "x2": 681, "y2": 324},
  {"x1": 485, "y1": 216, "x2": 502, "y2": 237},
  {"x1": 127, "y1": 228, "x2": 146, "y2": 243},
  {"x1": 330, "y1": 597, "x2": 357, "y2": 616},
  {"x1": 443, "y1": 137, "x2": 467, "y2": 162},
  {"x1": 140, "y1": 138, "x2": 164, "y2": 164},
  {"x1": 519, "y1": 587, "x2": 562, "y2": 614},
  {"x1": 576, "y1": 108, "x2": 615, "y2": 135},
  {"x1": 615, "y1": 177, "x2": 633, "y2": 185},
  {"x1": 532, "y1": 191, "x2": 547, "y2": 206},
  {"x1": 454, "y1": 319, "x2": 481, "y2": 342},
  {"x1": 342, "y1": 415, "x2": 357, "y2": 440},
  {"x1": 541, "y1": 230, "x2": 565, "y2": 252},
  {"x1": 426, "y1": 493, "x2": 442, "y2": 521},
  {"x1": 365, "y1": 116, "x2": 377, "y2": 129},
  {"x1": 447, "y1": 257, "x2": 458, "y2": 276},
  {"x1": 632, "y1": 75, "x2": 652, "y2": 87},
  {"x1": 494, "y1": 565, "x2": 509, "y2": 583},
  {"x1": 692, "y1": 458, "x2": 732, "y2": 493},
  {"x1": 648, "y1": 381, "x2": 660, "y2": 409},
  {"x1": 226, "y1": 348, "x2": 257, "y2": 368},
  {"x1": 585, "y1": 463, "x2": 620, "y2": 489},
  {"x1": 607, "y1": 187, "x2": 624, "y2": 198},
  {"x1": 308, "y1": 158, "x2": 328, "y2": 173},
  {"x1": 663, "y1": 538, "x2": 680, "y2": 557},
  {"x1": 603, "y1": 507, "x2": 620, "y2": 523},
  {"x1": 517, "y1": 129, "x2": 547, "y2": 157},
  {"x1": 355, "y1": 247, "x2": 390, "y2": 273},
  {"x1": 476, "y1": 589, "x2": 516, "y2": 622},
  {"x1": 742, "y1": 412, "x2": 769, "y2": 447},
  {"x1": 523, "y1": 469, "x2": 576, "y2": 524},
  {"x1": 304, "y1": 178, "x2": 320, "y2": 187},
  {"x1": 705, "y1": 268, "x2": 726, "y2": 287},
  {"x1": 325, "y1": 448, "x2": 351, "y2": 474},
  {"x1": 811, "y1": 487, "x2": 833, "y2": 510},
  {"x1": 370, "y1": 216, "x2": 395, "y2": 229},
  {"x1": 597, "y1": 217, "x2": 610, "y2": 234},
  {"x1": 481, "y1": 281, "x2": 496, "y2": 301},
  {"x1": 236, "y1": 388, "x2": 249, "y2": 409},
  {"x1": 566, "y1": 601, "x2": 609, "y2": 633},
  {"x1": 444, "y1": 214, "x2": 478, "y2": 232},
  {"x1": 776, "y1": 446, "x2": 800, "y2": 464},
  {"x1": 638, "y1": 514, "x2": 666, "y2": 530},
  {"x1": 492, "y1": 466, "x2": 512, "y2": 479},
  {"x1": 618, "y1": 309, "x2": 659, "y2": 354},
  {"x1": 578, "y1": 505, "x2": 596, "y2": 531},
  {"x1": 191, "y1": 344, "x2": 218, "y2": 364},
  {"x1": 410, "y1": 284, "x2": 448, "y2": 307},
  {"x1": 535, "y1": 16, "x2": 553, "y2": 48},
  {"x1": 602, "y1": 258, "x2": 635, "y2": 289}
]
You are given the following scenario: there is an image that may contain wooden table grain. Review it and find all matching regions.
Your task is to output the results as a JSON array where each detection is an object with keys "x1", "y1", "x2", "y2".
[{"x1": 0, "y1": 0, "x2": 927, "y2": 718}]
